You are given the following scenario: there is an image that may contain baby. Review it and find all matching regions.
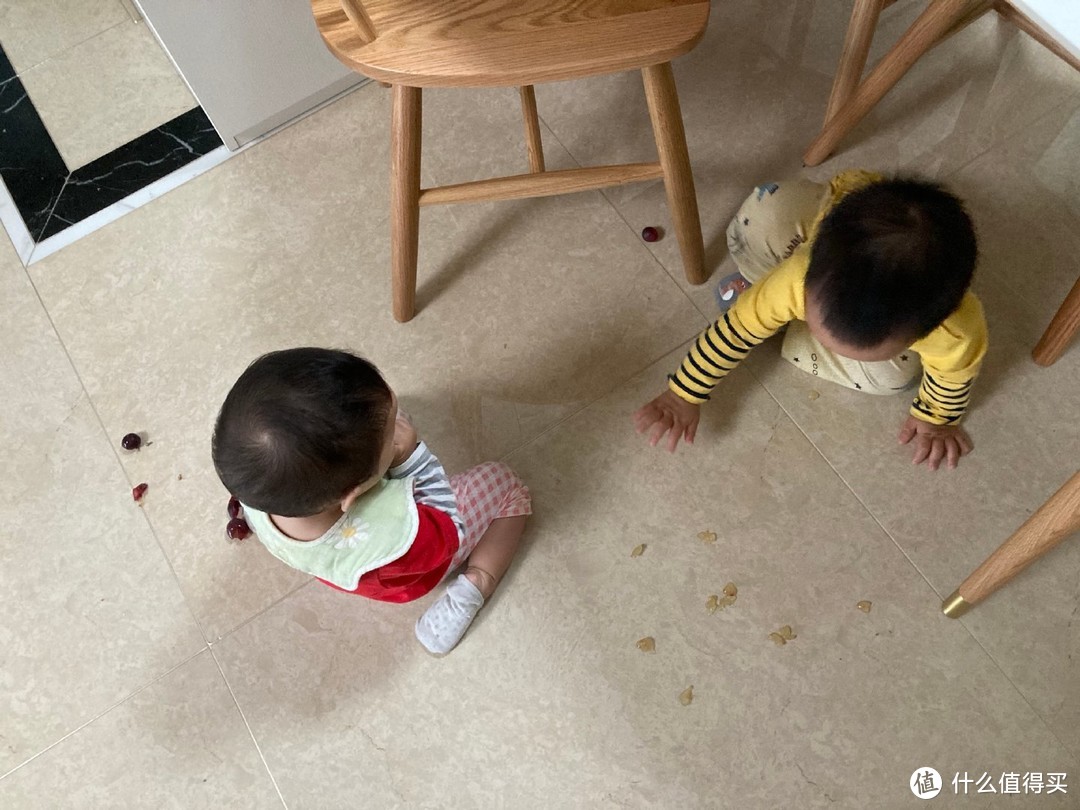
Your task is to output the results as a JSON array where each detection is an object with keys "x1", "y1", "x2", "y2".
[
  {"x1": 212, "y1": 348, "x2": 531, "y2": 654},
  {"x1": 636, "y1": 171, "x2": 988, "y2": 470}
]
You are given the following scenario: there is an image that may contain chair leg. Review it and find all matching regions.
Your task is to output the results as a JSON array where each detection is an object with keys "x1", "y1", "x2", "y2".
[
  {"x1": 519, "y1": 86, "x2": 545, "y2": 173},
  {"x1": 995, "y1": 1, "x2": 1080, "y2": 72},
  {"x1": 1033, "y1": 276, "x2": 1080, "y2": 366},
  {"x1": 943, "y1": 471, "x2": 1080, "y2": 617},
  {"x1": 823, "y1": 0, "x2": 887, "y2": 124},
  {"x1": 641, "y1": 62, "x2": 706, "y2": 285},
  {"x1": 390, "y1": 84, "x2": 422, "y2": 323},
  {"x1": 804, "y1": 0, "x2": 993, "y2": 166}
]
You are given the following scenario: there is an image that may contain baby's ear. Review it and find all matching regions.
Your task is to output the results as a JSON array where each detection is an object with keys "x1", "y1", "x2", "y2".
[{"x1": 340, "y1": 483, "x2": 365, "y2": 513}]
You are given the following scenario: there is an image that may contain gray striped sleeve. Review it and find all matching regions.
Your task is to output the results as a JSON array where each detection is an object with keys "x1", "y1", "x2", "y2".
[{"x1": 388, "y1": 441, "x2": 464, "y2": 538}]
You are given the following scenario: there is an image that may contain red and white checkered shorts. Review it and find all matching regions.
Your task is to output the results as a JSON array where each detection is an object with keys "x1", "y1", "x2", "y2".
[{"x1": 447, "y1": 462, "x2": 532, "y2": 570}]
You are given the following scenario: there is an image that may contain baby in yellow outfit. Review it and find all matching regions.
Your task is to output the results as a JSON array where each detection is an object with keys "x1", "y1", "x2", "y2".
[{"x1": 636, "y1": 171, "x2": 988, "y2": 471}]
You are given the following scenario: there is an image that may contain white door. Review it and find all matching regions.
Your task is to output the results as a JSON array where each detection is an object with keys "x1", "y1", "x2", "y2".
[{"x1": 137, "y1": 0, "x2": 363, "y2": 149}]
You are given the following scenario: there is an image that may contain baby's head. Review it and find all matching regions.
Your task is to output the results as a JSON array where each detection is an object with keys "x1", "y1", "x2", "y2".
[
  {"x1": 212, "y1": 348, "x2": 396, "y2": 517},
  {"x1": 804, "y1": 178, "x2": 977, "y2": 361}
]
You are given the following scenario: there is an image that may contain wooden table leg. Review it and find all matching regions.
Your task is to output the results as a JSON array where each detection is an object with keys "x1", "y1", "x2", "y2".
[
  {"x1": 391, "y1": 85, "x2": 422, "y2": 323},
  {"x1": 641, "y1": 62, "x2": 706, "y2": 285},
  {"x1": 995, "y1": 1, "x2": 1080, "y2": 72},
  {"x1": 1033, "y1": 276, "x2": 1080, "y2": 366},
  {"x1": 804, "y1": 0, "x2": 993, "y2": 166},
  {"x1": 823, "y1": 0, "x2": 887, "y2": 124},
  {"x1": 519, "y1": 86, "x2": 546, "y2": 173},
  {"x1": 943, "y1": 472, "x2": 1080, "y2": 617}
]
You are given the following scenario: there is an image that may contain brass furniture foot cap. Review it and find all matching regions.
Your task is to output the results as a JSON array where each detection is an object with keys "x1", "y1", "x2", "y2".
[{"x1": 942, "y1": 590, "x2": 971, "y2": 618}]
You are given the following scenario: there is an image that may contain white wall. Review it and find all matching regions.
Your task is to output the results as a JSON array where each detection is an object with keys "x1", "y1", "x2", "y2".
[{"x1": 137, "y1": 0, "x2": 362, "y2": 148}]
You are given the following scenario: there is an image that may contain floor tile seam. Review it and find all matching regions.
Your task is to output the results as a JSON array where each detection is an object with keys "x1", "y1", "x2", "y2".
[
  {"x1": 939, "y1": 90, "x2": 1080, "y2": 184},
  {"x1": 490, "y1": 117, "x2": 710, "y2": 463},
  {"x1": 595, "y1": 178, "x2": 720, "y2": 321},
  {"x1": 10, "y1": 18, "x2": 133, "y2": 78},
  {"x1": 497, "y1": 335, "x2": 705, "y2": 466},
  {"x1": 775, "y1": 82, "x2": 1080, "y2": 754},
  {"x1": 207, "y1": 646, "x2": 290, "y2": 809},
  {"x1": 948, "y1": 618, "x2": 1078, "y2": 762},
  {"x1": 207, "y1": 579, "x2": 317, "y2": 647},
  {"x1": 535, "y1": 110, "x2": 711, "y2": 310},
  {"x1": 19, "y1": 261, "x2": 211, "y2": 643},
  {"x1": 745, "y1": 365, "x2": 1076, "y2": 755},
  {"x1": 746, "y1": 364, "x2": 948, "y2": 593},
  {"x1": 0, "y1": 644, "x2": 208, "y2": 783}
]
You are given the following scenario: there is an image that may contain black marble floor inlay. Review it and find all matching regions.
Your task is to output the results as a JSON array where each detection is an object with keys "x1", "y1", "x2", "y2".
[
  {"x1": 0, "y1": 40, "x2": 223, "y2": 245},
  {"x1": 0, "y1": 49, "x2": 68, "y2": 240}
]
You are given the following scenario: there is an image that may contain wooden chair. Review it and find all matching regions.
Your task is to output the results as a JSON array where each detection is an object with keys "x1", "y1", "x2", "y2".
[
  {"x1": 311, "y1": 0, "x2": 710, "y2": 322},
  {"x1": 943, "y1": 471, "x2": 1080, "y2": 617},
  {"x1": 804, "y1": 0, "x2": 1080, "y2": 168}
]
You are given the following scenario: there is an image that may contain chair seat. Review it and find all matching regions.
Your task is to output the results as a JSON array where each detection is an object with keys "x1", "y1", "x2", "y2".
[{"x1": 311, "y1": 0, "x2": 711, "y2": 87}]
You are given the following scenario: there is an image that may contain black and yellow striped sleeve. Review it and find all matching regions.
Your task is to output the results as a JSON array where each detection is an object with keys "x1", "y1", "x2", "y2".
[
  {"x1": 911, "y1": 373, "x2": 974, "y2": 425},
  {"x1": 669, "y1": 311, "x2": 770, "y2": 403},
  {"x1": 908, "y1": 292, "x2": 988, "y2": 426},
  {"x1": 669, "y1": 256, "x2": 807, "y2": 405}
]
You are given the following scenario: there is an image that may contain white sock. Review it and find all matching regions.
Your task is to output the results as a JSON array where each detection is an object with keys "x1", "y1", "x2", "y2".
[{"x1": 415, "y1": 574, "x2": 485, "y2": 655}]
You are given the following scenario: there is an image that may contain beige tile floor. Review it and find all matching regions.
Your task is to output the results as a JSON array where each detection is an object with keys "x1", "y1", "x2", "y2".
[
  {"x1": 0, "y1": 0, "x2": 128, "y2": 73},
  {"x1": 1, "y1": 1, "x2": 1079, "y2": 807},
  {"x1": 2, "y1": 3, "x2": 195, "y2": 169}
]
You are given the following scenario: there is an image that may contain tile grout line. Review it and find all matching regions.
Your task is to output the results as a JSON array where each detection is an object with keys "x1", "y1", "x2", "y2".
[
  {"x1": 536, "y1": 110, "x2": 717, "y2": 321},
  {"x1": 207, "y1": 647, "x2": 290, "y2": 809},
  {"x1": 207, "y1": 578, "x2": 316, "y2": 647},
  {"x1": 938, "y1": 90, "x2": 1077, "y2": 185},
  {"x1": 929, "y1": 91, "x2": 1080, "y2": 759},
  {"x1": 0, "y1": 646, "x2": 208, "y2": 783},
  {"x1": 743, "y1": 364, "x2": 1077, "y2": 759},
  {"x1": 498, "y1": 335, "x2": 702, "y2": 468},
  {"x1": 944, "y1": 622, "x2": 1079, "y2": 762},
  {"x1": 939, "y1": 93, "x2": 1080, "y2": 335},
  {"x1": 472, "y1": 114, "x2": 710, "y2": 464},
  {"x1": 10, "y1": 19, "x2": 134, "y2": 78},
  {"x1": 17, "y1": 260, "x2": 212, "y2": 645}
]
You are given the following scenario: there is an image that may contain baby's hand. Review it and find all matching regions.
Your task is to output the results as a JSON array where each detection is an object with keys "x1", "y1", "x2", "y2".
[
  {"x1": 391, "y1": 410, "x2": 419, "y2": 467},
  {"x1": 898, "y1": 416, "x2": 973, "y2": 470},
  {"x1": 633, "y1": 389, "x2": 700, "y2": 453}
]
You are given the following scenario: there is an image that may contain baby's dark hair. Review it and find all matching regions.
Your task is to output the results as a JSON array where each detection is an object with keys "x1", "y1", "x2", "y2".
[
  {"x1": 806, "y1": 178, "x2": 977, "y2": 347},
  {"x1": 212, "y1": 348, "x2": 393, "y2": 517}
]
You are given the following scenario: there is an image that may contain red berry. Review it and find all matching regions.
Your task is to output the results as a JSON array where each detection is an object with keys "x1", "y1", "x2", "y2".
[
  {"x1": 226, "y1": 517, "x2": 251, "y2": 542},
  {"x1": 121, "y1": 433, "x2": 142, "y2": 451},
  {"x1": 227, "y1": 496, "x2": 242, "y2": 519},
  {"x1": 132, "y1": 483, "x2": 148, "y2": 503},
  {"x1": 641, "y1": 226, "x2": 661, "y2": 243}
]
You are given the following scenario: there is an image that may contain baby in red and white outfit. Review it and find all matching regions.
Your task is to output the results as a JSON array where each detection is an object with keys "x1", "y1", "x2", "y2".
[{"x1": 212, "y1": 348, "x2": 531, "y2": 654}]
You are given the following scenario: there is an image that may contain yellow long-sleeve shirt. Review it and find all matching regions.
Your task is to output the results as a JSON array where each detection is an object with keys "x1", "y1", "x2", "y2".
[{"x1": 670, "y1": 174, "x2": 988, "y2": 426}]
